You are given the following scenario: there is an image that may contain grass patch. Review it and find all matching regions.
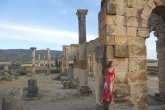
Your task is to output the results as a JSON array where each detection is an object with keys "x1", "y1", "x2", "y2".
[
  {"x1": 50, "y1": 69, "x2": 60, "y2": 74},
  {"x1": 54, "y1": 72, "x2": 67, "y2": 80},
  {"x1": 19, "y1": 71, "x2": 27, "y2": 75}
]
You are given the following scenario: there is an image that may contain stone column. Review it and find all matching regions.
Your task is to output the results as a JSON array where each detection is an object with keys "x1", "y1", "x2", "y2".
[
  {"x1": 30, "y1": 47, "x2": 36, "y2": 74},
  {"x1": 27, "y1": 79, "x2": 38, "y2": 99},
  {"x1": 45, "y1": 48, "x2": 50, "y2": 75},
  {"x1": 50, "y1": 55, "x2": 51, "y2": 67},
  {"x1": 43, "y1": 55, "x2": 45, "y2": 66},
  {"x1": 38, "y1": 54, "x2": 40, "y2": 67},
  {"x1": 76, "y1": 9, "x2": 92, "y2": 95}
]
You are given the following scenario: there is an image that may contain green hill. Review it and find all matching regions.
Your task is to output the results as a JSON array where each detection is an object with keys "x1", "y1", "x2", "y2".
[{"x1": 0, "y1": 49, "x2": 62, "y2": 63}]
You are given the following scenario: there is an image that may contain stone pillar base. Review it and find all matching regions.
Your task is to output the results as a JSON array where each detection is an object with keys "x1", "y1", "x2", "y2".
[
  {"x1": 77, "y1": 85, "x2": 92, "y2": 95},
  {"x1": 27, "y1": 93, "x2": 39, "y2": 99}
]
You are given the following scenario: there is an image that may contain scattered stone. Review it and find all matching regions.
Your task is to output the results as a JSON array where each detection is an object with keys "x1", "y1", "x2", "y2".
[{"x1": 2, "y1": 87, "x2": 23, "y2": 110}]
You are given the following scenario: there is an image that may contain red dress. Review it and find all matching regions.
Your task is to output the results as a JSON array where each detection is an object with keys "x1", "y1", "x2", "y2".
[{"x1": 101, "y1": 68, "x2": 115, "y2": 103}]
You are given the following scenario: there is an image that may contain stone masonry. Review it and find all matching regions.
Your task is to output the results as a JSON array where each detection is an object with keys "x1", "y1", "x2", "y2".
[{"x1": 97, "y1": 0, "x2": 165, "y2": 110}]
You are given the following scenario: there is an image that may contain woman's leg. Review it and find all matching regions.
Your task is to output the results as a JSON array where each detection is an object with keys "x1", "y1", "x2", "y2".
[{"x1": 110, "y1": 98, "x2": 115, "y2": 105}]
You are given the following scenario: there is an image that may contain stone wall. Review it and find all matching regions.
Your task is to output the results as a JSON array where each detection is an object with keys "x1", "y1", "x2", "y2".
[
  {"x1": 98, "y1": 0, "x2": 165, "y2": 110},
  {"x1": 87, "y1": 38, "x2": 100, "y2": 77},
  {"x1": 61, "y1": 44, "x2": 79, "y2": 72}
]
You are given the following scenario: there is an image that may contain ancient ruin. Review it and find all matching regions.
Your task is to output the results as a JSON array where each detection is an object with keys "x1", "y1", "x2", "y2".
[
  {"x1": 30, "y1": 47, "x2": 37, "y2": 75},
  {"x1": 27, "y1": 79, "x2": 38, "y2": 99},
  {"x1": 2, "y1": 87, "x2": 23, "y2": 110},
  {"x1": 45, "y1": 48, "x2": 50, "y2": 75}
]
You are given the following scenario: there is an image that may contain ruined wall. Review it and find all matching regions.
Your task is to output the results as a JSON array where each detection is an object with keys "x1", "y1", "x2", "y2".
[
  {"x1": 61, "y1": 44, "x2": 79, "y2": 72},
  {"x1": 86, "y1": 38, "x2": 100, "y2": 77},
  {"x1": 98, "y1": 0, "x2": 165, "y2": 110}
]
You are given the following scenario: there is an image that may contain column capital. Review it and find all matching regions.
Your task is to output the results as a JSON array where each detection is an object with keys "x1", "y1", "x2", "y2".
[
  {"x1": 46, "y1": 48, "x2": 50, "y2": 50},
  {"x1": 76, "y1": 9, "x2": 88, "y2": 19},
  {"x1": 30, "y1": 47, "x2": 37, "y2": 50}
]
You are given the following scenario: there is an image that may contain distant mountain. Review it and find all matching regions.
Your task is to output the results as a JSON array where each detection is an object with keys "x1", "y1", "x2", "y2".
[{"x1": 0, "y1": 49, "x2": 63, "y2": 63}]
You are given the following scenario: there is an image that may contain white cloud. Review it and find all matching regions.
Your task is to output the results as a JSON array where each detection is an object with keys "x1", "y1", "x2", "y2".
[
  {"x1": 147, "y1": 46, "x2": 155, "y2": 50},
  {"x1": 0, "y1": 24, "x2": 97, "y2": 45}
]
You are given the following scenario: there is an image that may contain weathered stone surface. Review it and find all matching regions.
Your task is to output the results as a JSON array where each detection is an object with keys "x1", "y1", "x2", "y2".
[
  {"x1": 2, "y1": 87, "x2": 23, "y2": 110},
  {"x1": 129, "y1": 81, "x2": 147, "y2": 95},
  {"x1": 112, "y1": 58, "x2": 128, "y2": 72},
  {"x1": 158, "y1": 60, "x2": 165, "y2": 67},
  {"x1": 114, "y1": 45, "x2": 129, "y2": 57},
  {"x1": 127, "y1": 17, "x2": 139, "y2": 27},
  {"x1": 128, "y1": 71, "x2": 147, "y2": 82},
  {"x1": 106, "y1": 46, "x2": 114, "y2": 60},
  {"x1": 130, "y1": 93, "x2": 147, "y2": 104},
  {"x1": 141, "y1": 19, "x2": 148, "y2": 28},
  {"x1": 128, "y1": 37, "x2": 145, "y2": 45},
  {"x1": 129, "y1": 58, "x2": 147, "y2": 72},
  {"x1": 156, "y1": 47, "x2": 165, "y2": 53},
  {"x1": 128, "y1": 0, "x2": 148, "y2": 8},
  {"x1": 156, "y1": 39, "x2": 165, "y2": 47},
  {"x1": 113, "y1": 83, "x2": 130, "y2": 97},
  {"x1": 159, "y1": 86, "x2": 165, "y2": 96},
  {"x1": 134, "y1": 104, "x2": 147, "y2": 110},
  {"x1": 159, "y1": 81, "x2": 165, "y2": 89},
  {"x1": 100, "y1": 35, "x2": 114, "y2": 46},
  {"x1": 159, "y1": 72, "x2": 165, "y2": 81},
  {"x1": 112, "y1": 15, "x2": 126, "y2": 26},
  {"x1": 115, "y1": 72, "x2": 128, "y2": 83},
  {"x1": 77, "y1": 85, "x2": 92, "y2": 95},
  {"x1": 137, "y1": 28, "x2": 150, "y2": 38},
  {"x1": 127, "y1": 27, "x2": 137, "y2": 37},
  {"x1": 94, "y1": 46, "x2": 106, "y2": 107},
  {"x1": 126, "y1": 8, "x2": 139, "y2": 17},
  {"x1": 157, "y1": 53, "x2": 165, "y2": 60},
  {"x1": 153, "y1": 0, "x2": 164, "y2": 6},
  {"x1": 129, "y1": 45, "x2": 146, "y2": 57},
  {"x1": 148, "y1": 0, "x2": 156, "y2": 9},
  {"x1": 107, "y1": 25, "x2": 127, "y2": 36},
  {"x1": 108, "y1": 100, "x2": 138, "y2": 110},
  {"x1": 115, "y1": 36, "x2": 128, "y2": 45},
  {"x1": 107, "y1": 1, "x2": 126, "y2": 15},
  {"x1": 27, "y1": 79, "x2": 38, "y2": 98},
  {"x1": 141, "y1": 10, "x2": 150, "y2": 20},
  {"x1": 100, "y1": 35, "x2": 128, "y2": 46}
]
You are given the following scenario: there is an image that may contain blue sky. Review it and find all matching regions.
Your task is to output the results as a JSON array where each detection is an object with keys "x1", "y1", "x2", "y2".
[{"x1": 0, "y1": 0, "x2": 157, "y2": 59}]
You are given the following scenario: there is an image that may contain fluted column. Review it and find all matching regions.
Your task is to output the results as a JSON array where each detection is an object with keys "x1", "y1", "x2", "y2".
[{"x1": 38, "y1": 54, "x2": 40, "y2": 67}]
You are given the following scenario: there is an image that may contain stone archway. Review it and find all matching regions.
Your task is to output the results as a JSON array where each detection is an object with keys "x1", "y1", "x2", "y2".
[
  {"x1": 97, "y1": 0, "x2": 165, "y2": 110},
  {"x1": 61, "y1": 44, "x2": 78, "y2": 72},
  {"x1": 148, "y1": 12, "x2": 165, "y2": 98}
]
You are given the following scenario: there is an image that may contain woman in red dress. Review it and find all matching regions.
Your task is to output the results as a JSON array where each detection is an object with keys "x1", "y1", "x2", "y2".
[{"x1": 101, "y1": 61, "x2": 116, "y2": 106}]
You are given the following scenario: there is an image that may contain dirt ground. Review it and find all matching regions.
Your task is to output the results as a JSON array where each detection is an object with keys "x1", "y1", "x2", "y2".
[{"x1": 0, "y1": 73, "x2": 165, "y2": 110}]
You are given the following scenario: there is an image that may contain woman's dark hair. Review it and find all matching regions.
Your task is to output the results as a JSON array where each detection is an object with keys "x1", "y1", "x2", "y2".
[
  {"x1": 104, "y1": 61, "x2": 113, "y2": 74},
  {"x1": 107, "y1": 61, "x2": 113, "y2": 68}
]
